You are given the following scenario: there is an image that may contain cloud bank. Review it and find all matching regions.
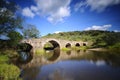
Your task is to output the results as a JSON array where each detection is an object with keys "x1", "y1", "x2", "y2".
[
  {"x1": 85, "y1": 24, "x2": 112, "y2": 31},
  {"x1": 22, "y1": 0, "x2": 71, "y2": 24},
  {"x1": 75, "y1": 0, "x2": 120, "y2": 12},
  {"x1": 22, "y1": 7, "x2": 35, "y2": 18}
]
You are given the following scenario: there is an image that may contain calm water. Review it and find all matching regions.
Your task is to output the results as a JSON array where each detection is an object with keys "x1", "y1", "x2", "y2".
[{"x1": 18, "y1": 50, "x2": 120, "y2": 80}]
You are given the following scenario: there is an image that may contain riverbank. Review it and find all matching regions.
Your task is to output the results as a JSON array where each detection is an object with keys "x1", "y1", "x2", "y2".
[
  {"x1": 88, "y1": 48, "x2": 108, "y2": 51},
  {"x1": 0, "y1": 50, "x2": 22, "y2": 80}
]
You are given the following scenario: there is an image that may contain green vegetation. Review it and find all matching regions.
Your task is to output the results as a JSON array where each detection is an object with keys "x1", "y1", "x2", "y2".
[
  {"x1": 22, "y1": 24, "x2": 40, "y2": 39},
  {"x1": 0, "y1": 54, "x2": 21, "y2": 80},
  {"x1": 108, "y1": 42, "x2": 120, "y2": 52},
  {"x1": 0, "y1": 55, "x2": 9, "y2": 63},
  {"x1": 0, "y1": 0, "x2": 22, "y2": 79},
  {"x1": 44, "y1": 30, "x2": 120, "y2": 50},
  {"x1": 0, "y1": 63, "x2": 21, "y2": 80},
  {"x1": 35, "y1": 49, "x2": 45, "y2": 55},
  {"x1": 72, "y1": 46, "x2": 88, "y2": 51},
  {"x1": 0, "y1": 50, "x2": 19, "y2": 58},
  {"x1": 0, "y1": 0, "x2": 23, "y2": 36},
  {"x1": 62, "y1": 47, "x2": 71, "y2": 51},
  {"x1": 44, "y1": 42, "x2": 53, "y2": 48}
]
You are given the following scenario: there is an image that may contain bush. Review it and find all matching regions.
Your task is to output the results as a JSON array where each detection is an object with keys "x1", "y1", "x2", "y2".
[
  {"x1": 0, "y1": 55, "x2": 9, "y2": 63},
  {"x1": 0, "y1": 55, "x2": 22, "y2": 80},
  {"x1": 0, "y1": 50, "x2": 19, "y2": 58},
  {"x1": 0, "y1": 63, "x2": 21, "y2": 80},
  {"x1": 109, "y1": 43, "x2": 120, "y2": 52}
]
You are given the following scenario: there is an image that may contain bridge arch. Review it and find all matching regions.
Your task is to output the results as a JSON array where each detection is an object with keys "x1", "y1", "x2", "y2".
[
  {"x1": 75, "y1": 43, "x2": 80, "y2": 47},
  {"x1": 48, "y1": 40, "x2": 60, "y2": 48},
  {"x1": 43, "y1": 39, "x2": 60, "y2": 50},
  {"x1": 65, "y1": 43, "x2": 71, "y2": 48},
  {"x1": 18, "y1": 43, "x2": 33, "y2": 52},
  {"x1": 83, "y1": 43, "x2": 87, "y2": 46}
]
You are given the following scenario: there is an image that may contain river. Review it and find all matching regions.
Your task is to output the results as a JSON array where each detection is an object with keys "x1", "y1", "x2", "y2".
[{"x1": 17, "y1": 50, "x2": 120, "y2": 80}]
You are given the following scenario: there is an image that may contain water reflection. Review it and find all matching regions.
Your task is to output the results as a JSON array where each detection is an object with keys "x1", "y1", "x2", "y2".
[
  {"x1": 76, "y1": 50, "x2": 80, "y2": 53},
  {"x1": 16, "y1": 43, "x2": 33, "y2": 64},
  {"x1": 66, "y1": 50, "x2": 71, "y2": 55},
  {"x1": 19, "y1": 50, "x2": 120, "y2": 80},
  {"x1": 70, "y1": 51, "x2": 120, "y2": 67},
  {"x1": 17, "y1": 51, "x2": 33, "y2": 64},
  {"x1": 21, "y1": 66, "x2": 40, "y2": 80},
  {"x1": 44, "y1": 47, "x2": 60, "y2": 61}
]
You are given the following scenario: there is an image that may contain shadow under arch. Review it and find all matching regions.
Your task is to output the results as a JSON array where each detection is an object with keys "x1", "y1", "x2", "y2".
[
  {"x1": 48, "y1": 40, "x2": 60, "y2": 48},
  {"x1": 75, "y1": 43, "x2": 80, "y2": 47},
  {"x1": 17, "y1": 43, "x2": 33, "y2": 52},
  {"x1": 44, "y1": 40, "x2": 60, "y2": 50},
  {"x1": 83, "y1": 43, "x2": 87, "y2": 46},
  {"x1": 65, "y1": 43, "x2": 71, "y2": 48},
  {"x1": 17, "y1": 43, "x2": 33, "y2": 64}
]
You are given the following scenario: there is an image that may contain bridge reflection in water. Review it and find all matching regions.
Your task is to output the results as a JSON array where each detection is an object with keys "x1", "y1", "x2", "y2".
[{"x1": 15, "y1": 48, "x2": 120, "y2": 80}]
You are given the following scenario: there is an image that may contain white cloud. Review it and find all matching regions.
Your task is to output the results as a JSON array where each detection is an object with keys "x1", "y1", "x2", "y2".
[
  {"x1": 87, "y1": 0, "x2": 120, "y2": 12},
  {"x1": 74, "y1": 1, "x2": 87, "y2": 12},
  {"x1": 75, "y1": 0, "x2": 120, "y2": 12},
  {"x1": 22, "y1": 0, "x2": 71, "y2": 24},
  {"x1": 114, "y1": 30, "x2": 120, "y2": 32},
  {"x1": 30, "y1": 6, "x2": 38, "y2": 12},
  {"x1": 22, "y1": 7, "x2": 35, "y2": 18},
  {"x1": 54, "y1": 31, "x2": 62, "y2": 34},
  {"x1": 85, "y1": 24, "x2": 112, "y2": 31},
  {"x1": 47, "y1": 7, "x2": 70, "y2": 23}
]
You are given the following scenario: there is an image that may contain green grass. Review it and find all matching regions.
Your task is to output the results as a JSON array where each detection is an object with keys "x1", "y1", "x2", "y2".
[
  {"x1": 0, "y1": 50, "x2": 19, "y2": 58},
  {"x1": 0, "y1": 54, "x2": 22, "y2": 80},
  {"x1": 61, "y1": 47, "x2": 71, "y2": 51},
  {"x1": 72, "y1": 46, "x2": 88, "y2": 51},
  {"x1": 35, "y1": 49, "x2": 45, "y2": 55},
  {"x1": 0, "y1": 55, "x2": 9, "y2": 63},
  {"x1": 108, "y1": 43, "x2": 120, "y2": 52}
]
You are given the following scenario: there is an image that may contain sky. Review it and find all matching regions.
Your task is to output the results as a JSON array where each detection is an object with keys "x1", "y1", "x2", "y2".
[{"x1": 10, "y1": 0, "x2": 120, "y2": 36}]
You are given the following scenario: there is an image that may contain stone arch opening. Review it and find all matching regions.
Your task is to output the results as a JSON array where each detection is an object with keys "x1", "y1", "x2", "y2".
[
  {"x1": 75, "y1": 43, "x2": 80, "y2": 47},
  {"x1": 65, "y1": 43, "x2": 71, "y2": 48},
  {"x1": 49, "y1": 40, "x2": 60, "y2": 48},
  {"x1": 44, "y1": 40, "x2": 60, "y2": 50},
  {"x1": 17, "y1": 43, "x2": 33, "y2": 63},
  {"x1": 17, "y1": 43, "x2": 33, "y2": 52},
  {"x1": 83, "y1": 43, "x2": 86, "y2": 46}
]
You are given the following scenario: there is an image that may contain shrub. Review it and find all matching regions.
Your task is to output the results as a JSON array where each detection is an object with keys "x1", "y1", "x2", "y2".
[
  {"x1": 0, "y1": 63, "x2": 21, "y2": 80},
  {"x1": 108, "y1": 43, "x2": 120, "y2": 52},
  {"x1": 0, "y1": 55, "x2": 9, "y2": 63}
]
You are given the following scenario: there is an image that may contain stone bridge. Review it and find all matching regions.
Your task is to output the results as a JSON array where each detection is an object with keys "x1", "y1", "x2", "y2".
[{"x1": 21, "y1": 38, "x2": 88, "y2": 50}]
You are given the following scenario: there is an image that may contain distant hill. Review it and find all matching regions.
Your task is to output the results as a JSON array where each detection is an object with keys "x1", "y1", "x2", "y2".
[{"x1": 43, "y1": 30, "x2": 120, "y2": 48}]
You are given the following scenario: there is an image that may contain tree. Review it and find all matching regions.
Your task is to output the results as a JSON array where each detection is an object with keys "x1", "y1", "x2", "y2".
[
  {"x1": 0, "y1": 0, "x2": 23, "y2": 49},
  {"x1": 0, "y1": 0, "x2": 23, "y2": 36},
  {"x1": 22, "y1": 24, "x2": 40, "y2": 39},
  {"x1": 7, "y1": 31, "x2": 23, "y2": 48}
]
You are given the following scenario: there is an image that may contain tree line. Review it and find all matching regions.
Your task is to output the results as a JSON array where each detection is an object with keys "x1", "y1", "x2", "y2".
[{"x1": 44, "y1": 30, "x2": 120, "y2": 48}]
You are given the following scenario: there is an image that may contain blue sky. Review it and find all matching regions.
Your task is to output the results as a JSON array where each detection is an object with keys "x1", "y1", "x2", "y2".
[{"x1": 11, "y1": 0, "x2": 120, "y2": 36}]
